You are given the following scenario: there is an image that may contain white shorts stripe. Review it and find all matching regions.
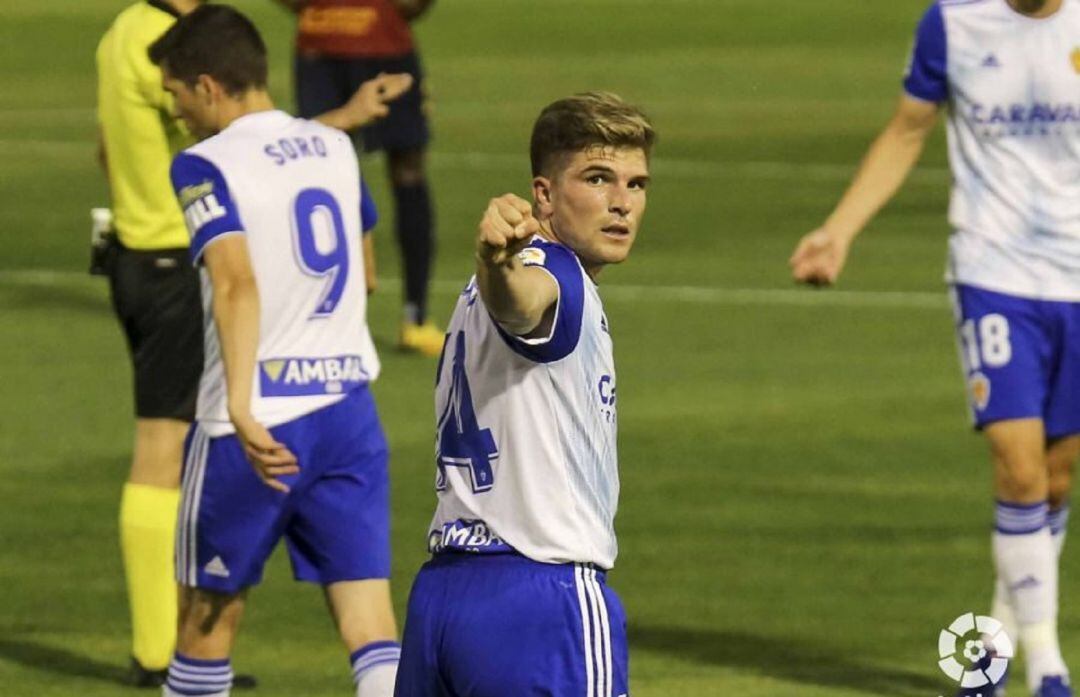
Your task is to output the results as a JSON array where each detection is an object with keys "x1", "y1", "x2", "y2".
[
  {"x1": 176, "y1": 427, "x2": 203, "y2": 586},
  {"x1": 588, "y1": 569, "x2": 613, "y2": 696},
  {"x1": 574, "y1": 565, "x2": 596, "y2": 697},
  {"x1": 179, "y1": 427, "x2": 209, "y2": 586},
  {"x1": 581, "y1": 567, "x2": 607, "y2": 697},
  {"x1": 188, "y1": 429, "x2": 211, "y2": 586}
]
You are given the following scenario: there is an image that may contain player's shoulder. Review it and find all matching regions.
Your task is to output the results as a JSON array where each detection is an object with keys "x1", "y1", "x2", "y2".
[{"x1": 520, "y1": 237, "x2": 584, "y2": 272}]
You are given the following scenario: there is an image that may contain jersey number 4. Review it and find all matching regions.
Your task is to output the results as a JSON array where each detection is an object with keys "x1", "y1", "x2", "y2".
[
  {"x1": 292, "y1": 188, "x2": 349, "y2": 318},
  {"x1": 435, "y1": 331, "x2": 498, "y2": 494}
]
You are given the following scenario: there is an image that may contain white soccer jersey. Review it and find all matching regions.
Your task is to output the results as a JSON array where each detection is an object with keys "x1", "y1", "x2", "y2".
[
  {"x1": 428, "y1": 239, "x2": 621, "y2": 569},
  {"x1": 905, "y1": 0, "x2": 1080, "y2": 300},
  {"x1": 170, "y1": 110, "x2": 380, "y2": 437}
]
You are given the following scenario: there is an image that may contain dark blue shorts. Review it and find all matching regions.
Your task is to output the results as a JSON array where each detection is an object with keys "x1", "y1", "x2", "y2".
[
  {"x1": 295, "y1": 51, "x2": 429, "y2": 153},
  {"x1": 176, "y1": 387, "x2": 390, "y2": 594},
  {"x1": 395, "y1": 553, "x2": 629, "y2": 697},
  {"x1": 951, "y1": 284, "x2": 1080, "y2": 437}
]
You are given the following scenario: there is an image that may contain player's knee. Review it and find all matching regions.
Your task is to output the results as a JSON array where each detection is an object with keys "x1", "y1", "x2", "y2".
[
  {"x1": 994, "y1": 455, "x2": 1049, "y2": 501},
  {"x1": 177, "y1": 587, "x2": 244, "y2": 654}
]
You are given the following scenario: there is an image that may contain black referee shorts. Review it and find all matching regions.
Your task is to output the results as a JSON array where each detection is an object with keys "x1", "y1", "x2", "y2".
[
  {"x1": 295, "y1": 50, "x2": 430, "y2": 154},
  {"x1": 108, "y1": 245, "x2": 202, "y2": 421}
]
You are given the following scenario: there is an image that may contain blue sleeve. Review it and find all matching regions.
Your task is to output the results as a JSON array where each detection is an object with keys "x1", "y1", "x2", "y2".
[
  {"x1": 492, "y1": 241, "x2": 585, "y2": 364},
  {"x1": 170, "y1": 152, "x2": 245, "y2": 264},
  {"x1": 360, "y1": 177, "x2": 378, "y2": 234},
  {"x1": 903, "y1": 2, "x2": 948, "y2": 103}
]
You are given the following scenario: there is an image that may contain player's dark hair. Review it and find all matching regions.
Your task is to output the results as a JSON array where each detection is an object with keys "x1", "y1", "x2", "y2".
[
  {"x1": 530, "y1": 92, "x2": 656, "y2": 177},
  {"x1": 148, "y1": 5, "x2": 268, "y2": 96}
]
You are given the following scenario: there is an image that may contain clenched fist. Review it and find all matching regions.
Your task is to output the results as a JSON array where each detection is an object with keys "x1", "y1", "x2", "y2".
[{"x1": 476, "y1": 194, "x2": 541, "y2": 266}]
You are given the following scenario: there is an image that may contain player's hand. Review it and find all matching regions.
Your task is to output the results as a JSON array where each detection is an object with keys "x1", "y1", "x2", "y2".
[
  {"x1": 231, "y1": 413, "x2": 299, "y2": 493},
  {"x1": 342, "y1": 73, "x2": 414, "y2": 129},
  {"x1": 476, "y1": 194, "x2": 540, "y2": 266},
  {"x1": 789, "y1": 227, "x2": 851, "y2": 286}
]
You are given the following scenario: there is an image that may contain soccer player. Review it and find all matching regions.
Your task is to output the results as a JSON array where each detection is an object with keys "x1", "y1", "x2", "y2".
[
  {"x1": 277, "y1": 0, "x2": 444, "y2": 356},
  {"x1": 148, "y1": 6, "x2": 399, "y2": 696},
  {"x1": 788, "y1": 1, "x2": 1077, "y2": 695},
  {"x1": 96, "y1": 0, "x2": 409, "y2": 685},
  {"x1": 394, "y1": 92, "x2": 654, "y2": 696}
]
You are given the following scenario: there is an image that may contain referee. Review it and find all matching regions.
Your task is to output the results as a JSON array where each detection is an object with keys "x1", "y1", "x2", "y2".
[{"x1": 96, "y1": 0, "x2": 409, "y2": 686}]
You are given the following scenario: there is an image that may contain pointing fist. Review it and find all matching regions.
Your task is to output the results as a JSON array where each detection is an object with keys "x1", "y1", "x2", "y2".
[{"x1": 476, "y1": 194, "x2": 541, "y2": 265}]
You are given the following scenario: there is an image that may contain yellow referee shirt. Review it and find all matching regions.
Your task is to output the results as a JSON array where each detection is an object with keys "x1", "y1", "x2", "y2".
[{"x1": 96, "y1": 1, "x2": 193, "y2": 250}]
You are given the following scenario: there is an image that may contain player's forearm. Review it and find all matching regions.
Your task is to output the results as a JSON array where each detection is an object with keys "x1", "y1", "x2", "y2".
[
  {"x1": 475, "y1": 258, "x2": 552, "y2": 335},
  {"x1": 314, "y1": 107, "x2": 367, "y2": 132},
  {"x1": 823, "y1": 119, "x2": 930, "y2": 244},
  {"x1": 211, "y1": 277, "x2": 261, "y2": 420}
]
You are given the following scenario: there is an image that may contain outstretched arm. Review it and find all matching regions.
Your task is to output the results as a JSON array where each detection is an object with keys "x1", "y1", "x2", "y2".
[
  {"x1": 789, "y1": 94, "x2": 940, "y2": 285},
  {"x1": 314, "y1": 73, "x2": 414, "y2": 131},
  {"x1": 474, "y1": 194, "x2": 556, "y2": 337}
]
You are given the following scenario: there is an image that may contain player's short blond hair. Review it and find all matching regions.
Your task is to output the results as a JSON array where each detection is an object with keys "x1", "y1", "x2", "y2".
[{"x1": 529, "y1": 92, "x2": 656, "y2": 177}]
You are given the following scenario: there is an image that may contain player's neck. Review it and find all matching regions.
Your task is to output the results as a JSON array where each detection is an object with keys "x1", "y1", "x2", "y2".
[
  {"x1": 1007, "y1": 0, "x2": 1063, "y2": 18},
  {"x1": 216, "y1": 90, "x2": 276, "y2": 132}
]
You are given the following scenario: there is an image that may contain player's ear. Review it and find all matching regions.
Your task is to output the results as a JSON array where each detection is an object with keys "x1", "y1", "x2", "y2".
[
  {"x1": 196, "y1": 74, "x2": 217, "y2": 103},
  {"x1": 532, "y1": 176, "x2": 553, "y2": 219}
]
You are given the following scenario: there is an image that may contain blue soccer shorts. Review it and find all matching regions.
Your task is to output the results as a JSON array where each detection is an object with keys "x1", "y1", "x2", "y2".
[
  {"x1": 176, "y1": 386, "x2": 390, "y2": 594},
  {"x1": 395, "y1": 553, "x2": 629, "y2": 697},
  {"x1": 951, "y1": 284, "x2": 1080, "y2": 437}
]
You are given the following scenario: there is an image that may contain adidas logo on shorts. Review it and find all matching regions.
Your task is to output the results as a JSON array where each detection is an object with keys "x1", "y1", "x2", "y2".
[{"x1": 204, "y1": 556, "x2": 231, "y2": 578}]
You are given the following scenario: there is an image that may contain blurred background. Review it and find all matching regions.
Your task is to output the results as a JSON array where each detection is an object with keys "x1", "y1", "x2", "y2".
[{"x1": 2, "y1": 1, "x2": 1067, "y2": 695}]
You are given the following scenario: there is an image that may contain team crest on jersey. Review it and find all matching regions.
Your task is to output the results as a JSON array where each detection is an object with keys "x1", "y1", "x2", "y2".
[
  {"x1": 517, "y1": 247, "x2": 546, "y2": 267},
  {"x1": 1072, "y1": 48, "x2": 1080, "y2": 74},
  {"x1": 969, "y1": 371, "x2": 991, "y2": 411}
]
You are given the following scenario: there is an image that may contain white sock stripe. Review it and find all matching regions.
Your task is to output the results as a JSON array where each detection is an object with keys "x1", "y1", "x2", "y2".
[
  {"x1": 574, "y1": 565, "x2": 596, "y2": 697},
  {"x1": 351, "y1": 648, "x2": 402, "y2": 675},
  {"x1": 169, "y1": 663, "x2": 233, "y2": 677},
  {"x1": 352, "y1": 657, "x2": 401, "y2": 679},
  {"x1": 582, "y1": 569, "x2": 609, "y2": 697},
  {"x1": 166, "y1": 677, "x2": 233, "y2": 691},
  {"x1": 588, "y1": 569, "x2": 613, "y2": 697}
]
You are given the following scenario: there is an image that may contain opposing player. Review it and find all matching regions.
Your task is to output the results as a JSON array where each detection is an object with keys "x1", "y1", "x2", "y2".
[
  {"x1": 789, "y1": 1, "x2": 1078, "y2": 695},
  {"x1": 278, "y1": 0, "x2": 444, "y2": 356},
  {"x1": 150, "y1": 6, "x2": 399, "y2": 696},
  {"x1": 96, "y1": 0, "x2": 409, "y2": 685},
  {"x1": 394, "y1": 92, "x2": 654, "y2": 696}
]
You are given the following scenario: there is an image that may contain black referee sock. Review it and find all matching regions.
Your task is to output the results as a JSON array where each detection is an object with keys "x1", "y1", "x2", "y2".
[{"x1": 393, "y1": 181, "x2": 434, "y2": 324}]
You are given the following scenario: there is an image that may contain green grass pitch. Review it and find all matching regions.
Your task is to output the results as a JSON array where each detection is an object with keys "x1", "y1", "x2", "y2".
[{"x1": 1, "y1": 1, "x2": 1074, "y2": 695}]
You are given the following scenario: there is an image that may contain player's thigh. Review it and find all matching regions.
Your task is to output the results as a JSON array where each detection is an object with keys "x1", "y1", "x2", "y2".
[
  {"x1": 178, "y1": 424, "x2": 294, "y2": 595},
  {"x1": 284, "y1": 388, "x2": 391, "y2": 585},
  {"x1": 294, "y1": 53, "x2": 352, "y2": 119},
  {"x1": 348, "y1": 53, "x2": 429, "y2": 154},
  {"x1": 436, "y1": 556, "x2": 627, "y2": 697},
  {"x1": 109, "y1": 247, "x2": 202, "y2": 420},
  {"x1": 950, "y1": 285, "x2": 1049, "y2": 429}
]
